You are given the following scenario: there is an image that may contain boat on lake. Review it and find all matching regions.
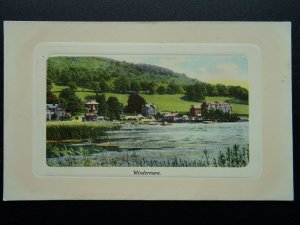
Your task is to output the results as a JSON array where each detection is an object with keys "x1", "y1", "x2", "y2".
[
  {"x1": 203, "y1": 120, "x2": 216, "y2": 124},
  {"x1": 148, "y1": 122, "x2": 159, "y2": 125},
  {"x1": 161, "y1": 122, "x2": 172, "y2": 126}
]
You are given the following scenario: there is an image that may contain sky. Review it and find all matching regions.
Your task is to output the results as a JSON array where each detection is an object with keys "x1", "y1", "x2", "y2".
[{"x1": 104, "y1": 55, "x2": 248, "y2": 85}]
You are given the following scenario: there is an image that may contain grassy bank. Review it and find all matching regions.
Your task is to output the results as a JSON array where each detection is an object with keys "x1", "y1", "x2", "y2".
[{"x1": 46, "y1": 121, "x2": 121, "y2": 141}]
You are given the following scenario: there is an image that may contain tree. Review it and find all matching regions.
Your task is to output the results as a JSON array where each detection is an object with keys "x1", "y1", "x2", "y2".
[
  {"x1": 216, "y1": 84, "x2": 228, "y2": 96},
  {"x1": 95, "y1": 94, "x2": 108, "y2": 117},
  {"x1": 67, "y1": 82, "x2": 77, "y2": 91},
  {"x1": 125, "y1": 93, "x2": 146, "y2": 114},
  {"x1": 157, "y1": 85, "x2": 166, "y2": 94},
  {"x1": 47, "y1": 78, "x2": 58, "y2": 104},
  {"x1": 166, "y1": 83, "x2": 183, "y2": 94},
  {"x1": 59, "y1": 88, "x2": 83, "y2": 114},
  {"x1": 205, "y1": 84, "x2": 218, "y2": 96},
  {"x1": 98, "y1": 79, "x2": 109, "y2": 92},
  {"x1": 201, "y1": 109, "x2": 239, "y2": 122},
  {"x1": 107, "y1": 97, "x2": 123, "y2": 120},
  {"x1": 47, "y1": 78, "x2": 53, "y2": 91},
  {"x1": 185, "y1": 83, "x2": 206, "y2": 101},
  {"x1": 114, "y1": 77, "x2": 130, "y2": 93},
  {"x1": 148, "y1": 82, "x2": 156, "y2": 95},
  {"x1": 130, "y1": 81, "x2": 141, "y2": 93},
  {"x1": 86, "y1": 81, "x2": 97, "y2": 90},
  {"x1": 140, "y1": 81, "x2": 150, "y2": 91},
  {"x1": 228, "y1": 85, "x2": 248, "y2": 101}
]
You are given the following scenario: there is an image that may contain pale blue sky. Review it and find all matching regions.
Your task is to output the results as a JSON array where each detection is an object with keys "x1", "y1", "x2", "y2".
[{"x1": 105, "y1": 55, "x2": 248, "y2": 83}]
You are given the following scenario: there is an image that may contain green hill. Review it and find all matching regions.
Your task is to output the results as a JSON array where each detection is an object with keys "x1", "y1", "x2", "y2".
[
  {"x1": 47, "y1": 56, "x2": 198, "y2": 90},
  {"x1": 48, "y1": 56, "x2": 249, "y2": 116}
]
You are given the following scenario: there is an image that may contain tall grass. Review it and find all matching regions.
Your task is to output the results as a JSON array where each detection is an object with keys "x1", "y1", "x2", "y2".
[
  {"x1": 47, "y1": 144, "x2": 249, "y2": 167},
  {"x1": 46, "y1": 121, "x2": 121, "y2": 141},
  {"x1": 213, "y1": 144, "x2": 249, "y2": 167},
  {"x1": 47, "y1": 143, "x2": 104, "y2": 158}
]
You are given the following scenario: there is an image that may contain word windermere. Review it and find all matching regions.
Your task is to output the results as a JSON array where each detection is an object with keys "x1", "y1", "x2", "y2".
[{"x1": 133, "y1": 170, "x2": 161, "y2": 176}]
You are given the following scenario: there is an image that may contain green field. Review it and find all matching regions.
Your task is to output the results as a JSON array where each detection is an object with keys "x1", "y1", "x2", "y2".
[{"x1": 52, "y1": 85, "x2": 248, "y2": 115}]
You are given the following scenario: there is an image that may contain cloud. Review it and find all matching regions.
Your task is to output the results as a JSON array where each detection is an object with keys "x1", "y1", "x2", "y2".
[
  {"x1": 100, "y1": 55, "x2": 248, "y2": 83},
  {"x1": 156, "y1": 57, "x2": 187, "y2": 72},
  {"x1": 189, "y1": 62, "x2": 247, "y2": 82}
]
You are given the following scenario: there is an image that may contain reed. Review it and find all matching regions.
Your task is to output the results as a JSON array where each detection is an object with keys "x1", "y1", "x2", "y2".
[
  {"x1": 46, "y1": 143, "x2": 104, "y2": 158},
  {"x1": 47, "y1": 144, "x2": 249, "y2": 167},
  {"x1": 46, "y1": 121, "x2": 121, "y2": 141},
  {"x1": 213, "y1": 144, "x2": 249, "y2": 167}
]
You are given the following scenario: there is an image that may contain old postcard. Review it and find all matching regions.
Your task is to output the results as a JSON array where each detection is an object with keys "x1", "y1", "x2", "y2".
[{"x1": 4, "y1": 22, "x2": 293, "y2": 200}]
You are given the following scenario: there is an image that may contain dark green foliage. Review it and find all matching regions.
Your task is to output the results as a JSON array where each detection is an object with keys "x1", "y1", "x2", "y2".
[
  {"x1": 201, "y1": 109, "x2": 240, "y2": 122},
  {"x1": 67, "y1": 81, "x2": 77, "y2": 91},
  {"x1": 47, "y1": 90, "x2": 59, "y2": 104},
  {"x1": 46, "y1": 122, "x2": 121, "y2": 141},
  {"x1": 95, "y1": 94, "x2": 108, "y2": 117},
  {"x1": 213, "y1": 145, "x2": 249, "y2": 167},
  {"x1": 216, "y1": 84, "x2": 229, "y2": 96},
  {"x1": 114, "y1": 76, "x2": 130, "y2": 93},
  {"x1": 46, "y1": 78, "x2": 58, "y2": 104},
  {"x1": 84, "y1": 95, "x2": 95, "y2": 101},
  {"x1": 205, "y1": 83, "x2": 218, "y2": 96},
  {"x1": 166, "y1": 83, "x2": 183, "y2": 94},
  {"x1": 185, "y1": 82, "x2": 206, "y2": 101},
  {"x1": 157, "y1": 85, "x2": 166, "y2": 94},
  {"x1": 98, "y1": 77, "x2": 110, "y2": 92},
  {"x1": 59, "y1": 88, "x2": 83, "y2": 114},
  {"x1": 58, "y1": 114, "x2": 72, "y2": 121},
  {"x1": 107, "y1": 96, "x2": 123, "y2": 120},
  {"x1": 47, "y1": 57, "x2": 197, "y2": 91},
  {"x1": 147, "y1": 82, "x2": 156, "y2": 94},
  {"x1": 130, "y1": 81, "x2": 142, "y2": 93},
  {"x1": 228, "y1": 85, "x2": 248, "y2": 101},
  {"x1": 47, "y1": 78, "x2": 53, "y2": 91},
  {"x1": 125, "y1": 93, "x2": 146, "y2": 114}
]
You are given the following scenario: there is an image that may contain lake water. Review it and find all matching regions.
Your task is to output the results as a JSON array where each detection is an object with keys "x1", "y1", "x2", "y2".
[
  {"x1": 47, "y1": 122, "x2": 249, "y2": 166},
  {"x1": 106, "y1": 122, "x2": 249, "y2": 160}
]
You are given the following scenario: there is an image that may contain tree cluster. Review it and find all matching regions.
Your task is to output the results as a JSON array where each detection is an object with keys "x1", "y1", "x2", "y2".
[
  {"x1": 201, "y1": 109, "x2": 239, "y2": 122},
  {"x1": 124, "y1": 93, "x2": 146, "y2": 114},
  {"x1": 59, "y1": 88, "x2": 83, "y2": 115},
  {"x1": 47, "y1": 56, "x2": 196, "y2": 93},
  {"x1": 185, "y1": 82, "x2": 248, "y2": 101},
  {"x1": 94, "y1": 94, "x2": 123, "y2": 120}
]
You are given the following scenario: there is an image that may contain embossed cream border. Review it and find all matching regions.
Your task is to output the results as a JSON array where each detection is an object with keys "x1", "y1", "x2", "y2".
[{"x1": 4, "y1": 22, "x2": 293, "y2": 200}]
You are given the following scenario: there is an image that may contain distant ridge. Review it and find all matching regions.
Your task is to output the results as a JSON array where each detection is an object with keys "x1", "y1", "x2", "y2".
[{"x1": 47, "y1": 56, "x2": 200, "y2": 86}]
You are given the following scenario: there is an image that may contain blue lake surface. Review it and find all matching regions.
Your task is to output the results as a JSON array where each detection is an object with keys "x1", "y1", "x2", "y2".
[
  {"x1": 47, "y1": 122, "x2": 249, "y2": 166},
  {"x1": 108, "y1": 122, "x2": 249, "y2": 157}
]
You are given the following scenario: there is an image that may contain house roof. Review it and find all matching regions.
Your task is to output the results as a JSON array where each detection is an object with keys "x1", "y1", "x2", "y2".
[
  {"x1": 144, "y1": 103, "x2": 156, "y2": 108},
  {"x1": 85, "y1": 100, "x2": 99, "y2": 105},
  {"x1": 46, "y1": 104, "x2": 58, "y2": 109},
  {"x1": 165, "y1": 113, "x2": 179, "y2": 117},
  {"x1": 191, "y1": 105, "x2": 202, "y2": 109},
  {"x1": 207, "y1": 102, "x2": 230, "y2": 106}
]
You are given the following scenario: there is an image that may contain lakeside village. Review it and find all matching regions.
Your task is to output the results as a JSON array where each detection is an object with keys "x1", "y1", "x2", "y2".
[{"x1": 46, "y1": 94, "x2": 248, "y2": 126}]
